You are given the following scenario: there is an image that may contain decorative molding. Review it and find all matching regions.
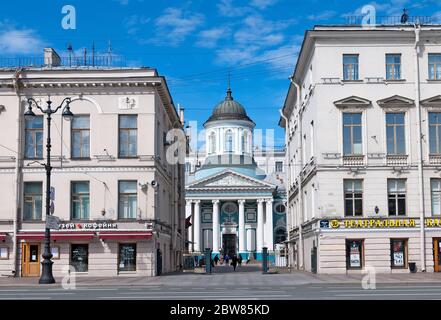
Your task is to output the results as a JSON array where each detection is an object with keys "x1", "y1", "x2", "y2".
[
  {"x1": 421, "y1": 95, "x2": 441, "y2": 108},
  {"x1": 377, "y1": 95, "x2": 414, "y2": 108},
  {"x1": 119, "y1": 96, "x2": 139, "y2": 110},
  {"x1": 187, "y1": 169, "x2": 276, "y2": 190},
  {"x1": 333, "y1": 96, "x2": 371, "y2": 109}
]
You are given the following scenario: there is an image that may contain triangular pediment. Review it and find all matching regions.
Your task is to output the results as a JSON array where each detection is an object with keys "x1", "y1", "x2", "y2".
[
  {"x1": 421, "y1": 95, "x2": 441, "y2": 107},
  {"x1": 186, "y1": 170, "x2": 275, "y2": 190},
  {"x1": 334, "y1": 96, "x2": 371, "y2": 108},
  {"x1": 377, "y1": 95, "x2": 414, "y2": 108}
]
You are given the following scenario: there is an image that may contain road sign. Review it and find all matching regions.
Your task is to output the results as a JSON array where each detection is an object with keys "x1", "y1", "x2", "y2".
[
  {"x1": 50, "y1": 201, "x2": 55, "y2": 214},
  {"x1": 46, "y1": 215, "x2": 60, "y2": 230},
  {"x1": 50, "y1": 187, "x2": 55, "y2": 200}
]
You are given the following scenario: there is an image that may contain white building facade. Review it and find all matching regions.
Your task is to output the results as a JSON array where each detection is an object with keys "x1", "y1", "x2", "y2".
[
  {"x1": 280, "y1": 24, "x2": 441, "y2": 274},
  {"x1": 185, "y1": 88, "x2": 287, "y2": 261},
  {"x1": 0, "y1": 48, "x2": 185, "y2": 277}
]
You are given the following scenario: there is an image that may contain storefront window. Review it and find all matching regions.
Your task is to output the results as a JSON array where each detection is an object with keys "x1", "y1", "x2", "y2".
[
  {"x1": 70, "y1": 244, "x2": 89, "y2": 272},
  {"x1": 118, "y1": 244, "x2": 136, "y2": 272},
  {"x1": 391, "y1": 239, "x2": 407, "y2": 268},
  {"x1": 346, "y1": 239, "x2": 363, "y2": 269}
]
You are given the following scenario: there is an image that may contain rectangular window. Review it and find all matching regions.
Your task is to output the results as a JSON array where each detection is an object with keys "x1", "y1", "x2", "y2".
[
  {"x1": 344, "y1": 180, "x2": 363, "y2": 217},
  {"x1": 429, "y1": 53, "x2": 441, "y2": 80},
  {"x1": 71, "y1": 116, "x2": 90, "y2": 158},
  {"x1": 23, "y1": 182, "x2": 42, "y2": 220},
  {"x1": 185, "y1": 162, "x2": 191, "y2": 172},
  {"x1": 429, "y1": 112, "x2": 441, "y2": 154},
  {"x1": 431, "y1": 179, "x2": 441, "y2": 216},
  {"x1": 70, "y1": 244, "x2": 88, "y2": 272},
  {"x1": 118, "y1": 115, "x2": 137, "y2": 157},
  {"x1": 275, "y1": 161, "x2": 283, "y2": 172},
  {"x1": 71, "y1": 182, "x2": 90, "y2": 220},
  {"x1": 343, "y1": 54, "x2": 359, "y2": 80},
  {"x1": 386, "y1": 113, "x2": 406, "y2": 154},
  {"x1": 25, "y1": 116, "x2": 43, "y2": 159},
  {"x1": 118, "y1": 181, "x2": 137, "y2": 219},
  {"x1": 390, "y1": 239, "x2": 407, "y2": 268},
  {"x1": 343, "y1": 113, "x2": 362, "y2": 155},
  {"x1": 388, "y1": 179, "x2": 406, "y2": 216},
  {"x1": 386, "y1": 54, "x2": 401, "y2": 80},
  {"x1": 118, "y1": 243, "x2": 137, "y2": 272},
  {"x1": 0, "y1": 247, "x2": 9, "y2": 259},
  {"x1": 346, "y1": 239, "x2": 364, "y2": 269}
]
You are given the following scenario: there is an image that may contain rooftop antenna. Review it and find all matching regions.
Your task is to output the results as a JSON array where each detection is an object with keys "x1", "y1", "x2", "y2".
[
  {"x1": 92, "y1": 41, "x2": 95, "y2": 67},
  {"x1": 67, "y1": 43, "x2": 73, "y2": 67},
  {"x1": 83, "y1": 47, "x2": 87, "y2": 66},
  {"x1": 226, "y1": 71, "x2": 233, "y2": 100},
  {"x1": 108, "y1": 40, "x2": 113, "y2": 66},
  {"x1": 401, "y1": 8, "x2": 408, "y2": 24}
]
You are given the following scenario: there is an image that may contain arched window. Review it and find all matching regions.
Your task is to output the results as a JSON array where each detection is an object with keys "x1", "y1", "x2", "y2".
[
  {"x1": 208, "y1": 131, "x2": 216, "y2": 154},
  {"x1": 275, "y1": 227, "x2": 287, "y2": 244},
  {"x1": 225, "y1": 130, "x2": 233, "y2": 153}
]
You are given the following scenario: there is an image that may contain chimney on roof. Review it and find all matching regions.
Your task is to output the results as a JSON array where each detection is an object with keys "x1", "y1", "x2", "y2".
[
  {"x1": 179, "y1": 104, "x2": 185, "y2": 124},
  {"x1": 44, "y1": 48, "x2": 61, "y2": 67}
]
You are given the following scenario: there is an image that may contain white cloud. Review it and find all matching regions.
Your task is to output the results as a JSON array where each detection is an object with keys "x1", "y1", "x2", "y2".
[
  {"x1": 151, "y1": 8, "x2": 205, "y2": 46},
  {"x1": 307, "y1": 10, "x2": 337, "y2": 21},
  {"x1": 250, "y1": 0, "x2": 278, "y2": 10},
  {"x1": 217, "y1": 0, "x2": 252, "y2": 17},
  {"x1": 233, "y1": 14, "x2": 294, "y2": 48},
  {"x1": 123, "y1": 15, "x2": 151, "y2": 35},
  {"x1": 0, "y1": 27, "x2": 46, "y2": 55},
  {"x1": 196, "y1": 27, "x2": 230, "y2": 48}
]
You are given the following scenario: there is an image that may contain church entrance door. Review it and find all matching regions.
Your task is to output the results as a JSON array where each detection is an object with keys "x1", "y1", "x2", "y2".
[{"x1": 222, "y1": 234, "x2": 236, "y2": 257}]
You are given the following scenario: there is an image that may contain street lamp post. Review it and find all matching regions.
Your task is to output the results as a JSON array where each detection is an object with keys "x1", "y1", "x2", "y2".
[{"x1": 25, "y1": 97, "x2": 73, "y2": 284}]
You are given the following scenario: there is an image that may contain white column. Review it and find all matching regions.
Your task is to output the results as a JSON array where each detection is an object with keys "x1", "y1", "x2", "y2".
[
  {"x1": 193, "y1": 200, "x2": 201, "y2": 252},
  {"x1": 265, "y1": 199, "x2": 274, "y2": 251},
  {"x1": 185, "y1": 200, "x2": 193, "y2": 252},
  {"x1": 238, "y1": 199, "x2": 246, "y2": 253},
  {"x1": 257, "y1": 199, "x2": 264, "y2": 252},
  {"x1": 212, "y1": 199, "x2": 220, "y2": 253}
]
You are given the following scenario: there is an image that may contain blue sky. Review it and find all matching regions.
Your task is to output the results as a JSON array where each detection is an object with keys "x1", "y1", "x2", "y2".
[{"x1": 1, "y1": 0, "x2": 441, "y2": 147}]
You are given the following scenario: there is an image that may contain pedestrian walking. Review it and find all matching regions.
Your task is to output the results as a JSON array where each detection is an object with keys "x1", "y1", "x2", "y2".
[
  {"x1": 225, "y1": 254, "x2": 230, "y2": 265},
  {"x1": 213, "y1": 255, "x2": 219, "y2": 266},
  {"x1": 238, "y1": 254, "x2": 243, "y2": 266},
  {"x1": 231, "y1": 254, "x2": 238, "y2": 271}
]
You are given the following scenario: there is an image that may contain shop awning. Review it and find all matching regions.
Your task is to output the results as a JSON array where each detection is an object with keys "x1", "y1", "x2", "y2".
[
  {"x1": 17, "y1": 231, "x2": 95, "y2": 241},
  {"x1": 0, "y1": 233, "x2": 6, "y2": 242},
  {"x1": 98, "y1": 231, "x2": 153, "y2": 240}
]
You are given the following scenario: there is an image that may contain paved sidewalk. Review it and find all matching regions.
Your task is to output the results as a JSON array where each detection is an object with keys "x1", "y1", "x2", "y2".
[{"x1": 1, "y1": 265, "x2": 441, "y2": 287}]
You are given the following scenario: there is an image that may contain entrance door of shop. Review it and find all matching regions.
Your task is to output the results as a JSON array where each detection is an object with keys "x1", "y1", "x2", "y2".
[
  {"x1": 21, "y1": 243, "x2": 40, "y2": 277},
  {"x1": 222, "y1": 234, "x2": 236, "y2": 257},
  {"x1": 434, "y1": 238, "x2": 441, "y2": 272}
]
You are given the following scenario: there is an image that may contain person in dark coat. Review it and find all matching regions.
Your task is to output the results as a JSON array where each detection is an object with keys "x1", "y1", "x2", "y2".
[
  {"x1": 238, "y1": 254, "x2": 243, "y2": 266},
  {"x1": 231, "y1": 255, "x2": 238, "y2": 271},
  {"x1": 224, "y1": 254, "x2": 230, "y2": 265},
  {"x1": 213, "y1": 255, "x2": 219, "y2": 266}
]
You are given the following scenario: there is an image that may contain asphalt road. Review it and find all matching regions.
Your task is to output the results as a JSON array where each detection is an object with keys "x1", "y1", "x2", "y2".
[{"x1": 1, "y1": 283, "x2": 441, "y2": 300}]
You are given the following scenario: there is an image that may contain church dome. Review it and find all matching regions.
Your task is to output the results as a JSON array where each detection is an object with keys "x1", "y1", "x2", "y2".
[{"x1": 204, "y1": 88, "x2": 254, "y2": 125}]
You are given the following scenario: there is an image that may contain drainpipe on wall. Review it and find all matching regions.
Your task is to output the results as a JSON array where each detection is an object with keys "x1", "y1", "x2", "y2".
[
  {"x1": 12, "y1": 68, "x2": 23, "y2": 277},
  {"x1": 414, "y1": 24, "x2": 426, "y2": 272},
  {"x1": 289, "y1": 77, "x2": 304, "y2": 270},
  {"x1": 279, "y1": 108, "x2": 291, "y2": 268}
]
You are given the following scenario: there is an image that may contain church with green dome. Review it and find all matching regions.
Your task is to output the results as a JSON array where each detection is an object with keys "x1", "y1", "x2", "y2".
[{"x1": 185, "y1": 87, "x2": 287, "y2": 262}]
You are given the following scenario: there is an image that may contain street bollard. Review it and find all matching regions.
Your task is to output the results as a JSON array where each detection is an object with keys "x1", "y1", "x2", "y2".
[
  {"x1": 262, "y1": 247, "x2": 268, "y2": 274},
  {"x1": 205, "y1": 248, "x2": 212, "y2": 274}
]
